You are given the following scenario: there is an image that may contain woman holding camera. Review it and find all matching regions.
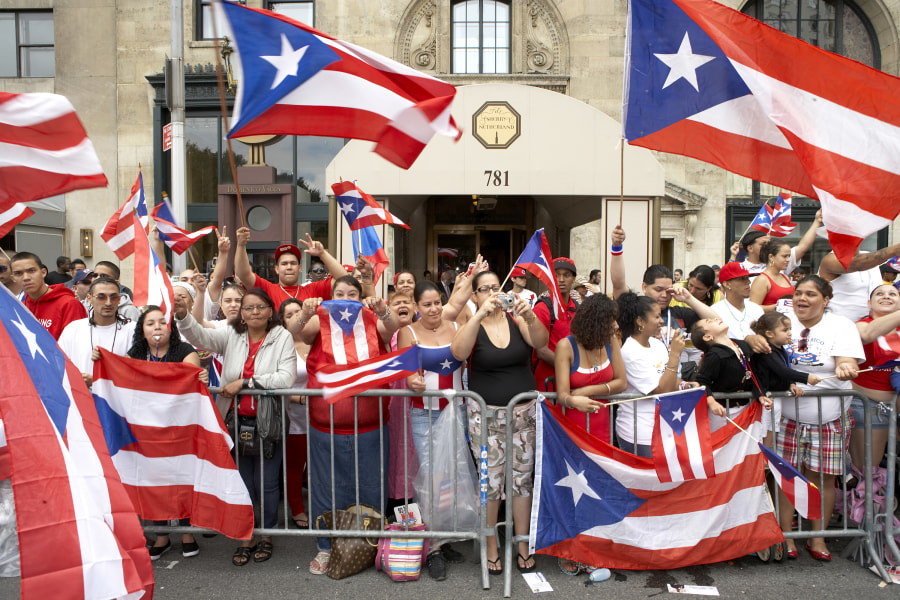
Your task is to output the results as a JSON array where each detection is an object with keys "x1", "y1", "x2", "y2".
[{"x1": 451, "y1": 270, "x2": 548, "y2": 575}]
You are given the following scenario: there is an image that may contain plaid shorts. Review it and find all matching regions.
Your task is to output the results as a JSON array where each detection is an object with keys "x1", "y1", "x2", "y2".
[
  {"x1": 466, "y1": 399, "x2": 535, "y2": 501},
  {"x1": 777, "y1": 412, "x2": 851, "y2": 476}
]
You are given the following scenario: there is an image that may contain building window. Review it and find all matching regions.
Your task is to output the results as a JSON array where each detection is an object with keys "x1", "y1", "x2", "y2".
[
  {"x1": 451, "y1": 0, "x2": 511, "y2": 74},
  {"x1": 741, "y1": 0, "x2": 879, "y2": 67},
  {"x1": 0, "y1": 11, "x2": 54, "y2": 78},
  {"x1": 267, "y1": 0, "x2": 314, "y2": 26},
  {"x1": 197, "y1": 0, "x2": 244, "y2": 40}
]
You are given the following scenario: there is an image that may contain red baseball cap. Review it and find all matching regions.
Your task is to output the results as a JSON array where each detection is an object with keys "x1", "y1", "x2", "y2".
[
  {"x1": 342, "y1": 264, "x2": 355, "y2": 273},
  {"x1": 553, "y1": 257, "x2": 577, "y2": 274},
  {"x1": 274, "y1": 244, "x2": 302, "y2": 263},
  {"x1": 718, "y1": 262, "x2": 751, "y2": 283},
  {"x1": 511, "y1": 266, "x2": 527, "y2": 278}
]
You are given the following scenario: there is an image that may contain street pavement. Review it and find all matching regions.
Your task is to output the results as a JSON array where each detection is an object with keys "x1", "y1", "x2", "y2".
[{"x1": 0, "y1": 533, "x2": 896, "y2": 599}]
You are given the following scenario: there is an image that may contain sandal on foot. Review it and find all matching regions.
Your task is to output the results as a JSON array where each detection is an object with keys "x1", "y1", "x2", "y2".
[
  {"x1": 772, "y1": 542, "x2": 784, "y2": 562},
  {"x1": 253, "y1": 540, "x2": 273, "y2": 563},
  {"x1": 487, "y1": 557, "x2": 503, "y2": 575},
  {"x1": 293, "y1": 514, "x2": 309, "y2": 529},
  {"x1": 309, "y1": 550, "x2": 330, "y2": 575},
  {"x1": 232, "y1": 545, "x2": 254, "y2": 567},
  {"x1": 558, "y1": 557, "x2": 582, "y2": 576},
  {"x1": 517, "y1": 553, "x2": 536, "y2": 573}
]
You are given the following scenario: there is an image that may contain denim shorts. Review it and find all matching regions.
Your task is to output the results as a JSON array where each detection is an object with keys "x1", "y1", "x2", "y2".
[{"x1": 850, "y1": 396, "x2": 894, "y2": 431}]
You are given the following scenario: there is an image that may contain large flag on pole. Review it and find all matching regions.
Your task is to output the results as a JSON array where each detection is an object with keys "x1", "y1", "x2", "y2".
[
  {"x1": 132, "y1": 219, "x2": 174, "y2": 322},
  {"x1": 214, "y1": 1, "x2": 462, "y2": 169},
  {"x1": 513, "y1": 229, "x2": 565, "y2": 321},
  {"x1": 0, "y1": 92, "x2": 107, "y2": 205},
  {"x1": 150, "y1": 195, "x2": 216, "y2": 255},
  {"x1": 0, "y1": 286, "x2": 153, "y2": 599},
  {"x1": 623, "y1": 0, "x2": 900, "y2": 267},
  {"x1": 102, "y1": 171, "x2": 149, "y2": 260},
  {"x1": 91, "y1": 350, "x2": 255, "y2": 540},
  {"x1": 0, "y1": 202, "x2": 34, "y2": 238},
  {"x1": 530, "y1": 399, "x2": 782, "y2": 570}
]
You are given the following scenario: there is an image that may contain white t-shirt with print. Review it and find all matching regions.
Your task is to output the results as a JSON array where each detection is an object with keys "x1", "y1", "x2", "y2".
[
  {"x1": 784, "y1": 311, "x2": 864, "y2": 424},
  {"x1": 617, "y1": 336, "x2": 669, "y2": 445}
]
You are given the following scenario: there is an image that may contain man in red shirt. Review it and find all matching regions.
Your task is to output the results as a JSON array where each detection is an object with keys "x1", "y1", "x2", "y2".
[
  {"x1": 532, "y1": 257, "x2": 579, "y2": 392},
  {"x1": 234, "y1": 228, "x2": 372, "y2": 307},
  {"x1": 11, "y1": 251, "x2": 87, "y2": 339}
]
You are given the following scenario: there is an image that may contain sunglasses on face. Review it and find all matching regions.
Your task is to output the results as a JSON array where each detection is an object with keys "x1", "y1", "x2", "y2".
[{"x1": 309, "y1": 267, "x2": 326, "y2": 274}]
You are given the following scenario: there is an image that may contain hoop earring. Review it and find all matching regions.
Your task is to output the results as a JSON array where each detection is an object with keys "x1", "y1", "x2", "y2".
[{"x1": 637, "y1": 324, "x2": 644, "y2": 333}]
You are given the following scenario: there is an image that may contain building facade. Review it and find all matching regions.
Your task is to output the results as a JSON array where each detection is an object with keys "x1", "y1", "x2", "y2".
[{"x1": 1, "y1": 0, "x2": 896, "y2": 291}]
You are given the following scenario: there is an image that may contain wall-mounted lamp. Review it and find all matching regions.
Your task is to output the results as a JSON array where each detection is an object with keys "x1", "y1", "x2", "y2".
[
  {"x1": 221, "y1": 36, "x2": 238, "y2": 96},
  {"x1": 80, "y1": 228, "x2": 93, "y2": 257}
]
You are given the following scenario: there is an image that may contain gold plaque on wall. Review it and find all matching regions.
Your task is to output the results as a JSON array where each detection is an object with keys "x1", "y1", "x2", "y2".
[{"x1": 472, "y1": 101, "x2": 521, "y2": 149}]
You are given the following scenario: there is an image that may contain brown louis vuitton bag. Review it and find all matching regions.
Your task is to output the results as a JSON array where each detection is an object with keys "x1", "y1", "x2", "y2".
[{"x1": 315, "y1": 503, "x2": 383, "y2": 580}]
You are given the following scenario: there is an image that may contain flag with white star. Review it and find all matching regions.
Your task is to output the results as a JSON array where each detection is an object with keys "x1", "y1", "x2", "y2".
[
  {"x1": 332, "y1": 180, "x2": 409, "y2": 230},
  {"x1": 758, "y1": 442, "x2": 821, "y2": 520},
  {"x1": 317, "y1": 344, "x2": 421, "y2": 404},
  {"x1": 530, "y1": 398, "x2": 781, "y2": 569},
  {"x1": 624, "y1": 0, "x2": 900, "y2": 269},
  {"x1": 651, "y1": 386, "x2": 716, "y2": 483},
  {"x1": 215, "y1": 1, "x2": 461, "y2": 169}
]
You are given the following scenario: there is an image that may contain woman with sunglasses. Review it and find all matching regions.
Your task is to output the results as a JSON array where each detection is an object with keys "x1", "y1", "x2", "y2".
[
  {"x1": 779, "y1": 275, "x2": 862, "y2": 561},
  {"x1": 450, "y1": 270, "x2": 548, "y2": 575},
  {"x1": 175, "y1": 288, "x2": 297, "y2": 566}
]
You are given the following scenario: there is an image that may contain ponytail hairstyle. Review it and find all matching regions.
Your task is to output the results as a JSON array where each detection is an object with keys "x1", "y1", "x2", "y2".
[{"x1": 616, "y1": 291, "x2": 658, "y2": 340}]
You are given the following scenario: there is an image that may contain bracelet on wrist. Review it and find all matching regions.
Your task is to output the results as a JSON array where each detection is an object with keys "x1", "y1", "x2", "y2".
[
  {"x1": 610, "y1": 244, "x2": 624, "y2": 255},
  {"x1": 562, "y1": 395, "x2": 571, "y2": 408},
  {"x1": 664, "y1": 364, "x2": 678, "y2": 373},
  {"x1": 378, "y1": 308, "x2": 392, "y2": 321}
]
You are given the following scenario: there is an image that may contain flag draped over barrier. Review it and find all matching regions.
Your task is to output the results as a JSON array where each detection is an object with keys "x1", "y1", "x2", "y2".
[
  {"x1": 530, "y1": 400, "x2": 782, "y2": 570},
  {"x1": 624, "y1": 0, "x2": 900, "y2": 266},
  {"x1": 0, "y1": 287, "x2": 153, "y2": 600},
  {"x1": 91, "y1": 350, "x2": 254, "y2": 540}
]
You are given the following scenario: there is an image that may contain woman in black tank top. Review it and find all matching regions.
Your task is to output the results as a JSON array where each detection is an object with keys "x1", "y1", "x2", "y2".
[{"x1": 451, "y1": 271, "x2": 548, "y2": 574}]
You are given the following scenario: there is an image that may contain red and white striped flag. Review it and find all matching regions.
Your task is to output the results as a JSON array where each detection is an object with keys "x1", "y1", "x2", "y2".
[
  {"x1": 132, "y1": 218, "x2": 174, "y2": 321},
  {"x1": 0, "y1": 287, "x2": 153, "y2": 599},
  {"x1": 871, "y1": 329, "x2": 900, "y2": 368},
  {"x1": 768, "y1": 192, "x2": 797, "y2": 237},
  {"x1": 102, "y1": 171, "x2": 149, "y2": 260},
  {"x1": 215, "y1": 2, "x2": 461, "y2": 169},
  {"x1": 514, "y1": 229, "x2": 565, "y2": 321},
  {"x1": 332, "y1": 180, "x2": 409, "y2": 230},
  {"x1": 0, "y1": 201, "x2": 34, "y2": 238},
  {"x1": 651, "y1": 387, "x2": 716, "y2": 483},
  {"x1": 91, "y1": 349, "x2": 254, "y2": 540},
  {"x1": 317, "y1": 344, "x2": 420, "y2": 404},
  {"x1": 759, "y1": 442, "x2": 821, "y2": 520},
  {"x1": 0, "y1": 92, "x2": 107, "y2": 205},
  {"x1": 150, "y1": 195, "x2": 216, "y2": 255}
]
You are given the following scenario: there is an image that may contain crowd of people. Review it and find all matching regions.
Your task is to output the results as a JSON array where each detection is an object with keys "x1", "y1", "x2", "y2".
[{"x1": 3, "y1": 208, "x2": 900, "y2": 580}]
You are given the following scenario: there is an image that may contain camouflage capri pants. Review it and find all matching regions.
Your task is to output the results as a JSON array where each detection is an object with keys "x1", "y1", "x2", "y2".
[{"x1": 466, "y1": 398, "x2": 535, "y2": 500}]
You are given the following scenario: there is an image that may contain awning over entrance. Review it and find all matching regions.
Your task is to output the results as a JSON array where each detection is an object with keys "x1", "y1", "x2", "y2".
[{"x1": 325, "y1": 82, "x2": 665, "y2": 228}]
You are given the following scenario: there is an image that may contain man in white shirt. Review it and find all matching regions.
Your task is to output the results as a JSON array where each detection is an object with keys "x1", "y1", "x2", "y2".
[
  {"x1": 510, "y1": 266, "x2": 537, "y2": 306},
  {"x1": 58, "y1": 276, "x2": 137, "y2": 387}
]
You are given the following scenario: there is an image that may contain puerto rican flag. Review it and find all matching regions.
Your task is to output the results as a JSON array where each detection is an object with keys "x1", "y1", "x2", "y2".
[
  {"x1": 758, "y1": 442, "x2": 821, "y2": 521},
  {"x1": 871, "y1": 329, "x2": 900, "y2": 368},
  {"x1": 530, "y1": 399, "x2": 782, "y2": 569},
  {"x1": 768, "y1": 192, "x2": 797, "y2": 237},
  {"x1": 748, "y1": 202, "x2": 774, "y2": 234},
  {"x1": 316, "y1": 300, "x2": 383, "y2": 366},
  {"x1": 624, "y1": 0, "x2": 900, "y2": 267},
  {"x1": 132, "y1": 216, "x2": 174, "y2": 322},
  {"x1": 0, "y1": 92, "x2": 107, "y2": 205},
  {"x1": 514, "y1": 229, "x2": 565, "y2": 321},
  {"x1": 348, "y1": 224, "x2": 390, "y2": 284},
  {"x1": 318, "y1": 344, "x2": 420, "y2": 404},
  {"x1": 437, "y1": 247, "x2": 459, "y2": 259},
  {"x1": 0, "y1": 201, "x2": 34, "y2": 238},
  {"x1": 91, "y1": 349, "x2": 254, "y2": 540},
  {"x1": 215, "y1": 2, "x2": 461, "y2": 169},
  {"x1": 102, "y1": 171, "x2": 149, "y2": 260},
  {"x1": 651, "y1": 387, "x2": 716, "y2": 483},
  {"x1": 332, "y1": 181, "x2": 409, "y2": 230},
  {"x1": 414, "y1": 345, "x2": 463, "y2": 410},
  {"x1": 150, "y1": 195, "x2": 216, "y2": 255},
  {"x1": 0, "y1": 286, "x2": 153, "y2": 599}
]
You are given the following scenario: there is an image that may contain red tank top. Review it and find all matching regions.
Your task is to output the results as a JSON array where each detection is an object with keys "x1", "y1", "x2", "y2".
[
  {"x1": 563, "y1": 336, "x2": 613, "y2": 443},
  {"x1": 856, "y1": 315, "x2": 895, "y2": 391},
  {"x1": 761, "y1": 272, "x2": 795, "y2": 306}
]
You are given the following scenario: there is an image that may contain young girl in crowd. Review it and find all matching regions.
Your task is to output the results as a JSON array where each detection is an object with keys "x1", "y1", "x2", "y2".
[{"x1": 690, "y1": 317, "x2": 772, "y2": 432}]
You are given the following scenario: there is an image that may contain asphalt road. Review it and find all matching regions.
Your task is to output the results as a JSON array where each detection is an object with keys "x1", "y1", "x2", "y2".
[{"x1": 0, "y1": 533, "x2": 896, "y2": 599}]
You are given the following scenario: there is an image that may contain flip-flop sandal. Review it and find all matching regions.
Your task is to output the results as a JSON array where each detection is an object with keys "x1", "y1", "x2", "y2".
[
  {"x1": 253, "y1": 540, "x2": 273, "y2": 563},
  {"x1": 772, "y1": 542, "x2": 784, "y2": 562},
  {"x1": 232, "y1": 545, "x2": 254, "y2": 567},
  {"x1": 558, "y1": 557, "x2": 583, "y2": 576},
  {"x1": 487, "y1": 557, "x2": 503, "y2": 575},
  {"x1": 293, "y1": 515, "x2": 309, "y2": 529},
  {"x1": 517, "y1": 553, "x2": 536, "y2": 573}
]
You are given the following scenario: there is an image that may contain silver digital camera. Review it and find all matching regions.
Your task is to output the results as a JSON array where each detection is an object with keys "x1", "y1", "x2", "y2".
[{"x1": 497, "y1": 293, "x2": 515, "y2": 309}]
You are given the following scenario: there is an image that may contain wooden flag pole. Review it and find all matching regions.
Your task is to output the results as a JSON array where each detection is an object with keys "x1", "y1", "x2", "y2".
[
  {"x1": 619, "y1": 137, "x2": 625, "y2": 225},
  {"x1": 211, "y1": 17, "x2": 246, "y2": 228}
]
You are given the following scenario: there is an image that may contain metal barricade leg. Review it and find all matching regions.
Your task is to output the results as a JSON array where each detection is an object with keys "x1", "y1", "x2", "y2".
[{"x1": 884, "y1": 396, "x2": 900, "y2": 564}]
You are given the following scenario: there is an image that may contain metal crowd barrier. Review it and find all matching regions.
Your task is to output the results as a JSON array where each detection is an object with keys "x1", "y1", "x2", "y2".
[
  {"x1": 151, "y1": 388, "x2": 494, "y2": 589},
  {"x1": 501, "y1": 389, "x2": 893, "y2": 597}
]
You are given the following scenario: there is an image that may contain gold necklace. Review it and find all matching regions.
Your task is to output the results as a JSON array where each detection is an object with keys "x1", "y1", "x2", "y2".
[{"x1": 279, "y1": 283, "x2": 299, "y2": 299}]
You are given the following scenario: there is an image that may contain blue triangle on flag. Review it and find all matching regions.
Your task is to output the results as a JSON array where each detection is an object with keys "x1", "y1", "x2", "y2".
[
  {"x1": 657, "y1": 387, "x2": 705, "y2": 435},
  {"x1": 321, "y1": 300, "x2": 364, "y2": 338},
  {"x1": 535, "y1": 403, "x2": 646, "y2": 550},
  {"x1": 92, "y1": 393, "x2": 138, "y2": 456},
  {"x1": 516, "y1": 230, "x2": 550, "y2": 270},
  {"x1": 375, "y1": 346, "x2": 420, "y2": 373}
]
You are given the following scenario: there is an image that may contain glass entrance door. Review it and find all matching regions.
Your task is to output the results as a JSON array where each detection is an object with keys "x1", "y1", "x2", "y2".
[{"x1": 434, "y1": 227, "x2": 518, "y2": 279}]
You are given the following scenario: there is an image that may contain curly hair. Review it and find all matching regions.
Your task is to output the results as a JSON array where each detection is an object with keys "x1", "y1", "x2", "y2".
[
  {"x1": 229, "y1": 288, "x2": 279, "y2": 333},
  {"x1": 570, "y1": 294, "x2": 618, "y2": 351},
  {"x1": 616, "y1": 291, "x2": 658, "y2": 340},
  {"x1": 128, "y1": 306, "x2": 188, "y2": 360}
]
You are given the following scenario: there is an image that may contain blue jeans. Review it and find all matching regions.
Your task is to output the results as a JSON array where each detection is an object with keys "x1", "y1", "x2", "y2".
[
  {"x1": 236, "y1": 441, "x2": 283, "y2": 530},
  {"x1": 309, "y1": 425, "x2": 390, "y2": 551},
  {"x1": 410, "y1": 407, "x2": 442, "y2": 466}
]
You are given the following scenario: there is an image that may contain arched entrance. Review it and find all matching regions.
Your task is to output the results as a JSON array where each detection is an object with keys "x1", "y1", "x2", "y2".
[{"x1": 325, "y1": 83, "x2": 665, "y2": 291}]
